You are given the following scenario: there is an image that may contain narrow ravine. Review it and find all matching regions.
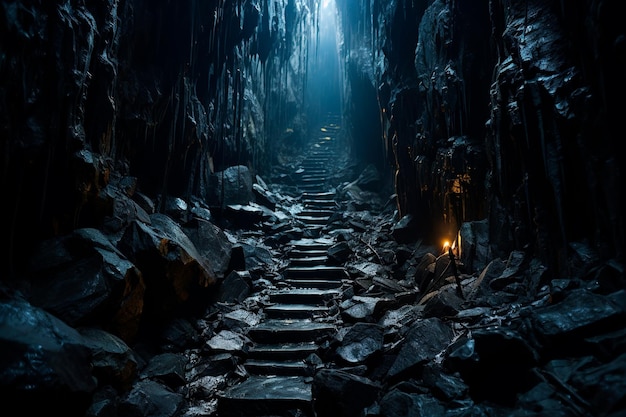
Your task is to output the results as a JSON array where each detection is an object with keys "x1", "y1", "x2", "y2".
[{"x1": 216, "y1": 114, "x2": 349, "y2": 417}]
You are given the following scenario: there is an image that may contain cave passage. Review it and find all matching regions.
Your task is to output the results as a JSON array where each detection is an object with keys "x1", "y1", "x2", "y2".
[
  {"x1": 307, "y1": 0, "x2": 342, "y2": 126},
  {"x1": 1, "y1": 1, "x2": 624, "y2": 416}
]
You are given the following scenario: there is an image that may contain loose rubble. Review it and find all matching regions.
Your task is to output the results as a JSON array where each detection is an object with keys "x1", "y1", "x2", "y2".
[{"x1": 1, "y1": 117, "x2": 625, "y2": 417}]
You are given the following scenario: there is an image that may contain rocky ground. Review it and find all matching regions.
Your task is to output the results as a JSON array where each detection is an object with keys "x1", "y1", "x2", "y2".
[{"x1": 1, "y1": 116, "x2": 625, "y2": 417}]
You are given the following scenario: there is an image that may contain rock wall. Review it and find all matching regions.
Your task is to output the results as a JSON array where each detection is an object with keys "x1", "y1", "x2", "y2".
[
  {"x1": 337, "y1": 0, "x2": 624, "y2": 277},
  {"x1": 0, "y1": 0, "x2": 315, "y2": 277}
]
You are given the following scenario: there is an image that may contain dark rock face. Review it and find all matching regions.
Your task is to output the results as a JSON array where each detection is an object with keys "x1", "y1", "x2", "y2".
[
  {"x1": 1, "y1": 0, "x2": 310, "y2": 277},
  {"x1": 337, "y1": 0, "x2": 624, "y2": 278}
]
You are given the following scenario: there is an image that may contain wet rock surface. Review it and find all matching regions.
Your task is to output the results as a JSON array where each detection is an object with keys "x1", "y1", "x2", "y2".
[{"x1": 1, "y1": 115, "x2": 624, "y2": 417}]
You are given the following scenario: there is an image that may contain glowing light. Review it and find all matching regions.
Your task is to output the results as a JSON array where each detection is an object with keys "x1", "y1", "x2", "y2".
[
  {"x1": 322, "y1": 0, "x2": 331, "y2": 9},
  {"x1": 442, "y1": 240, "x2": 451, "y2": 253}
]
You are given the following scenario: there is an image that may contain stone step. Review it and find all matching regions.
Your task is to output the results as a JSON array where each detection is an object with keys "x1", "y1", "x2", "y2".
[
  {"x1": 299, "y1": 181, "x2": 326, "y2": 187},
  {"x1": 296, "y1": 169, "x2": 327, "y2": 175},
  {"x1": 302, "y1": 200, "x2": 337, "y2": 209},
  {"x1": 247, "y1": 342, "x2": 319, "y2": 361},
  {"x1": 298, "y1": 179, "x2": 327, "y2": 185},
  {"x1": 285, "y1": 266, "x2": 348, "y2": 279},
  {"x1": 298, "y1": 209, "x2": 335, "y2": 217},
  {"x1": 244, "y1": 359, "x2": 310, "y2": 376},
  {"x1": 299, "y1": 186, "x2": 327, "y2": 193},
  {"x1": 288, "y1": 249, "x2": 328, "y2": 258},
  {"x1": 247, "y1": 319, "x2": 336, "y2": 344},
  {"x1": 302, "y1": 157, "x2": 329, "y2": 164},
  {"x1": 300, "y1": 171, "x2": 327, "y2": 177},
  {"x1": 289, "y1": 256, "x2": 329, "y2": 266},
  {"x1": 299, "y1": 181, "x2": 326, "y2": 188},
  {"x1": 268, "y1": 288, "x2": 341, "y2": 305},
  {"x1": 299, "y1": 185, "x2": 327, "y2": 192},
  {"x1": 284, "y1": 278, "x2": 344, "y2": 289},
  {"x1": 216, "y1": 375, "x2": 313, "y2": 417},
  {"x1": 295, "y1": 215, "x2": 329, "y2": 225},
  {"x1": 290, "y1": 238, "x2": 334, "y2": 250},
  {"x1": 300, "y1": 163, "x2": 327, "y2": 171},
  {"x1": 302, "y1": 191, "x2": 335, "y2": 200},
  {"x1": 299, "y1": 176, "x2": 326, "y2": 183},
  {"x1": 265, "y1": 303, "x2": 330, "y2": 319}
]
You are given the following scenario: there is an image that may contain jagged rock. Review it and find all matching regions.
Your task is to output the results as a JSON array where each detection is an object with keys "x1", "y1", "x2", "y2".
[
  {"x1": 489, "y1": 250, "x2": 527, "y2": 290},
  {"x1": 185, "y1": 374, "x2": 228, "y2": 403},
  {"x1": 378, "y1": 304, "x2": 424, "y2": 331},
  {"x1": 467, "y1": 257, "x2": 506, "y2": 301},
  {"x1": 221, "y1": 308, "x2": 262, "y2": 332},
  {"x1": 530, "y1": 289, "x2": 626, "y2": 357},
  {"x1": 421, "y1": 363, "x2": 469, "y2": 402},
  {"x1": 228, "y1": 244, "x2": 247, "y2": 272},
  {"x1": 327, "y1": 241, "x2": 352, "y2": 264},
  {"x1": 119, "y1": 380, "x2": 184, "y2": 417},
  {"x1": 569, "y1": 352, "x2": 626, "y2": 415},
  {"x1": 139, "y1": 352, "x2": 188, "y2": 388},
  {"x1": 432, "y1": 253, "x2": 456, "y2": 285},
  {"x1": 206, "y1": 330, "x2": 251, "y2": 355},
  {"x1": 372, "y1": 276, "x2": 408, "y2": 293},
  {"x1": 391, "y1": 214, "x2": 416, "y2": 244},
  {"x1": 335, "y1": 322, "x2": 385, "y2": 365},
  {"x1": 223, "y1": 203, "x2": 266, "y2": 228},
  {"x1": 453, "y1": 306, "x2": 492, "y2": 325},
  {"x1": 214, "y1": 270, "x2": 252, "y2": 304},
  {"x1": 155, "y1": 317, "x2": 200, "y2": 351},
  {"x1": 584, "y1": 327, "x2": 626, "y2": 361},
  {"x1": 182, "y1": 217, "x2": 233, "y2": 280},
  {"x1": 0, "y1": 298, "x2": 97, "y2": 413},
  {"x1": 117, "y1": 213, "x2": 217, "y2": 319},
  {"x1": 355, "y1": 163, "x2": 382, "y2": 191},
  {"x1": 340, "y1": 295, "x2": 398, "y2": 323},
  {"x1": 132, "y1": 191, "x2": 157, "y2": 217},
  {"x1": 347, "y1": 261, "x2": 391, "y2": 281},
  {"x1": 589, "y1": 259, "x2": 625, "y2": 295},
  {"x1": 161, "y1": 195, "x2": 191, "y2": 224},
  {"x1": 186, "y1": 353, "x2": 237, "y2": 380},
  {"x1": 312, "y1": 369, "x2": 381, "y2": 417},
  {"x1": 445, "y1": 328, "x2": 539, "y2": 405},
  {"x1": 459, "y1": 219, "x2": 490, "y2": 273},
  {"x1": 100, "y1": 182, "x2": 153, "y2": 235},
  {"x1": 240, "y1": 241, "x2": 276, "y2": 272},
  {"x1": 413, "y1": 252, "x2": 437, "y2": 291},
  {"x1": 378, "y1": 389, "x2": 445, "y2": 417},
  {"x1": 515, "y1": 381, "x2": 567, "y2": 415},
  {"x1": 253, "y1": 182, "x2": 277, "y2": 210},
  {"x1": 79, "y1": 327, "x2": 138, "y2": 390},
  {"x1": 386, "y1": 317, "x2": 455, "y2": 381},
  {"x1": 422, "y1": 287, "x2": 464, "y2": 318},
  {"x1": 85, "y1": 386, "x2": 119, "y2": 417},
  {"x1": 27, "y1": 227, "x2": 145, "y2": 343},
  {"x1": 207, "y1": 165, "x2": 254, "y2": 207}
]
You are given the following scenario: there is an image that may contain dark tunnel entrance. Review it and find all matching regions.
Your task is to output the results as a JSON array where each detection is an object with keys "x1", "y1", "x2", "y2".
[{"x1": 306, "y1": 0, "x2": 389, "y2": 195}]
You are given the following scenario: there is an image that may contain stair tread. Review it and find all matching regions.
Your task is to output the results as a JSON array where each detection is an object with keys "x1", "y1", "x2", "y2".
[
  {"x1": 247, "y1": 342, "x2": 320, "y2": 360},
  {"x1": 283, "y1": 278, "x2": 344, "y2": 289},
  {"x1": 219, "y1": 375, "x2": 311, "y2": 400},
  {"x1": 251, "y1": 319, "x2": 336, "y2": 331},
  {"x1": 268, "y1": 288, "x2": 341, "y2": 304},
  {"x1": 267, "y1": 303, "x2": 329, "y2": 309}
]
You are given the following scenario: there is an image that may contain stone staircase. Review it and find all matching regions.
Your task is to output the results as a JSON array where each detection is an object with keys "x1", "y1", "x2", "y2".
[{"x1": 216, "y1": 116, "x2": 347, "y2": 417}]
